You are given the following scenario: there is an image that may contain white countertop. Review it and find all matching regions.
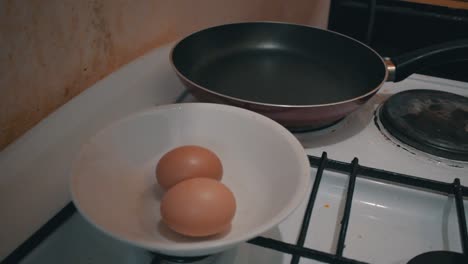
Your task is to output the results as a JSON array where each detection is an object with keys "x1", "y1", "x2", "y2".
[{"x1": 0, "y1": 43, "x2": 185, "y2": 260}]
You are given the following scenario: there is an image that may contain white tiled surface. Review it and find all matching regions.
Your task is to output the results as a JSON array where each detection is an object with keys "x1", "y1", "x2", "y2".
[{"x1": 0, "y1": 43, "x2": 185, "y2": 261}]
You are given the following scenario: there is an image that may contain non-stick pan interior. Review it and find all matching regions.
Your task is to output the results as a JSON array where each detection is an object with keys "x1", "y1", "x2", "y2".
[{"x1": 172, "y1": 22, "x2": 387, "y2": 105}]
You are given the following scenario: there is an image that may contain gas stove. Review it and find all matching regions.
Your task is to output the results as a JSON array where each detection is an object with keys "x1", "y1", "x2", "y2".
[
  {"x1": 297, "y1": 75, "x2": 468, "y2": 181},
  {"x1": 1, "y1": 43, "x2": 467, "y2": 264}
]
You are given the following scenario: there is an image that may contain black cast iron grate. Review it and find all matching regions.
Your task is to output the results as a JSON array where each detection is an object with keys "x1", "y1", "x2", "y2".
[
  {"x1": 248, "y1": 152, "x2": 468, "y2": 264},
  {"x1": 2, "y1": 152, "x2": 468, "y2": 264}
]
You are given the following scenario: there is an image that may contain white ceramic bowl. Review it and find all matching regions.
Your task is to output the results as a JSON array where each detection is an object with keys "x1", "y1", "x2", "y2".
[{"x1": 70, "y1": 103, "x2": 310, "y2": 257}]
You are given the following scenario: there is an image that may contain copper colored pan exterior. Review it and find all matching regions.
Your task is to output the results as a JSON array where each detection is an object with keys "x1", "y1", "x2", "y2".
[{"x1": 175, "y1": 74, "x2": 382, "y2": 130}]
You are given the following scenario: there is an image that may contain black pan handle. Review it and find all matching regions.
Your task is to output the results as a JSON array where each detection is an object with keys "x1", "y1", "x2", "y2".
[{"x1": 385, "y1": 39, "x2": 468, "y2": 82}]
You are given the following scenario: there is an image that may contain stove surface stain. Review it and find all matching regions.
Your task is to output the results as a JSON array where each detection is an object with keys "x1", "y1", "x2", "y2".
[{"x1": 373, "y1": 108, "x2": 466, "y2": 169}]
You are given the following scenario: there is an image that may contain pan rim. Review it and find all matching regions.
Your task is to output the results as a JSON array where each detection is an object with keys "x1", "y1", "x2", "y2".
[{"x1": 170, "y1": 21, "x2": 389, "y2": 108}]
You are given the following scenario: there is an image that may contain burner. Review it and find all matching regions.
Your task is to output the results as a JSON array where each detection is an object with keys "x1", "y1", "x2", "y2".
[
  {"x1": 407, "y1": 251, "x2": 468, "y2": 264},
  {"x1": 379, "y1": 90, "x2": 468, "y2": 161},
  {"x1": 288, "y1": 118, "x2": 345, "y2": 133},
  {"x1": 151, "y1": 253, "x2": 215, "y2": 264}
]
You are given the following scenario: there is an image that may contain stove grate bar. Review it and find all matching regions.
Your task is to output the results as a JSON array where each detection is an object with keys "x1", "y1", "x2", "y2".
[
  {"x1": 249, "y1": 236, "x2": 369, "y2": 264},
  {"x1": 300, "y1": 152, "x2": 468, "y2": 262},
  {"x1": 336, "y1": 158, "x2": 359, "y2": 256},
  {"x1": 290, "y1": 152, "x2": 328, "y2": 264},
  {"x1": 308, "y1": 156, "x2": 468, "y2": 196},
  {"x1": 453, "y1": 178, "x2": 468, "y2": 255},
  {"x1": 6, "y1": 151, "x2": 468, "y2": 264}
]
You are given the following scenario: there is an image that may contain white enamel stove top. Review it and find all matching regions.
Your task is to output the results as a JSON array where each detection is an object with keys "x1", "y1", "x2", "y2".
[
  {"x1": 179, "y1": 75, "x2": 468, "y2": 264},
  {"x1": 6, "y1": 43, "x2": 468, "y2": 264}
]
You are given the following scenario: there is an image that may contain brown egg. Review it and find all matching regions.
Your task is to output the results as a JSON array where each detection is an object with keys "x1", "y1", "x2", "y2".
[
  {"x1": 160, "y1": 178, "x2": 236, "y2": 237},
  {"x1": 156, "y1": 145, "x2": 223, "y2": 190}
]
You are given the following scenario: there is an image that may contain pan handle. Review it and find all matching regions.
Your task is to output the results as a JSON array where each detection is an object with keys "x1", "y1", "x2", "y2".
[{"x1": 385, "y1": 39, "x2": 468, "y2": 82}]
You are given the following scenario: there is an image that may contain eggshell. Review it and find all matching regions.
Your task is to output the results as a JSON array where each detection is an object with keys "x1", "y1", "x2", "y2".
[
  {"x1": 156, "y1": 145, "x2": 223, "y2": 190},
  {"x1": 160, "y1": 178, "x2": 236, "y2": 237}
]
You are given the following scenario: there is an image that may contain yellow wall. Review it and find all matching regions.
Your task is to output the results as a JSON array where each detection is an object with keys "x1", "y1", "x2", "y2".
[{"x1": 0, "y1": 0, "x2": 330, "y2": 151}]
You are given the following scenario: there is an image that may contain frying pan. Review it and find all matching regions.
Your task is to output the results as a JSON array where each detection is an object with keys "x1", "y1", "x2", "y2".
[{"x1": 170, "y1": 22, "x2": 468, "y2": 130}]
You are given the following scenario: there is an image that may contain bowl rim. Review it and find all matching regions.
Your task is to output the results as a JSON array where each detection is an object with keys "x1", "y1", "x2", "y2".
[{"x1": 70, "y1": 102, "x2": 311, "y2": 256}]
